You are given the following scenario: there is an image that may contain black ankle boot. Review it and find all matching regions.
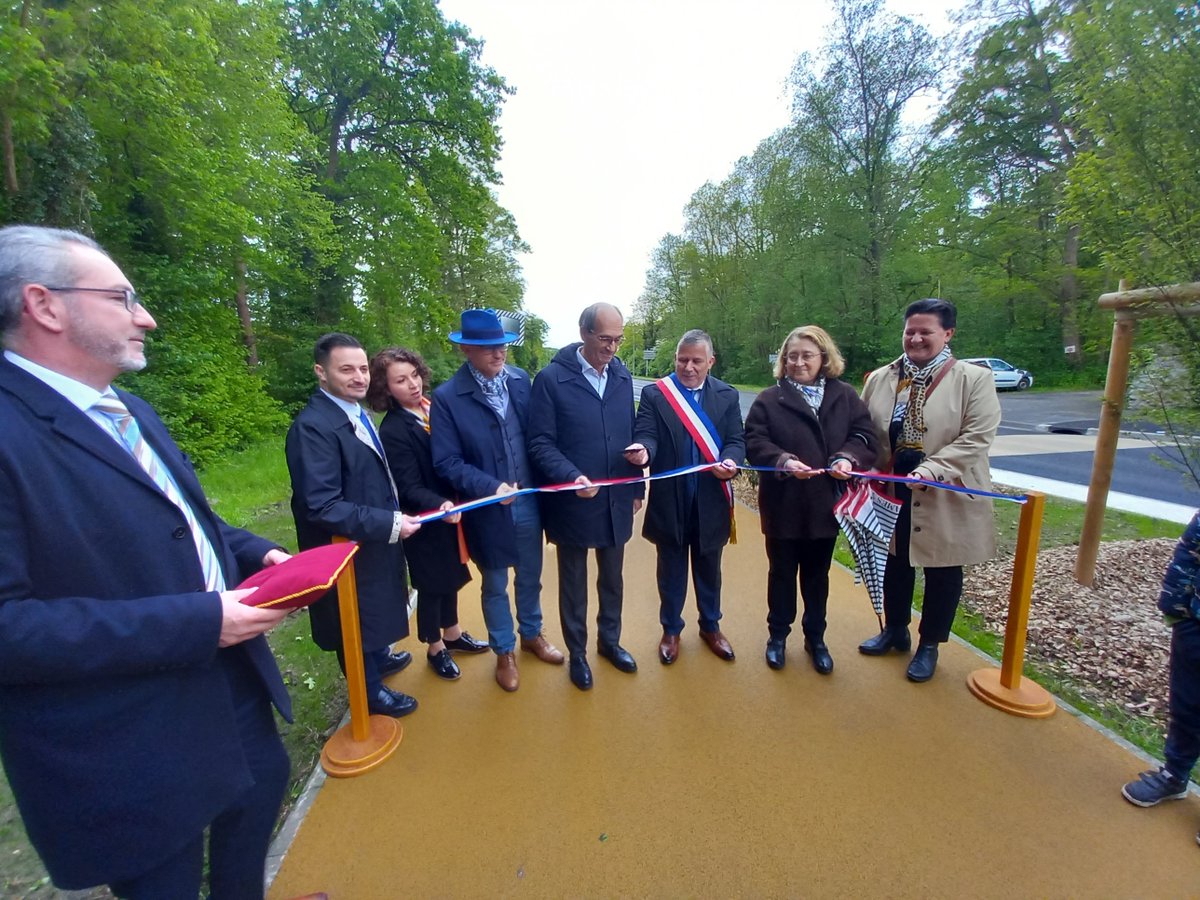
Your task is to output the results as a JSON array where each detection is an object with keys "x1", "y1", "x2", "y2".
[
  {"x1": 858, "y1": 628, "x2": 912, "y2": 656},
  {"x1": 906, "y1": 643, "x2": 939, "y2": 682}
]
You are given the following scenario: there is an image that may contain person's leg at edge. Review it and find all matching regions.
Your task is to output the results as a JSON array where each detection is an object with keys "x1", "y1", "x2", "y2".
[
  {"x1": 109, "y1": 835, "x2": 203, "y2": 899},
  {"x1": 512, "y1": 494, "x2": 545, "y2": 641},
  {"x1": 1164, "y1": 617, "x2": 1200, "y2": 783}
]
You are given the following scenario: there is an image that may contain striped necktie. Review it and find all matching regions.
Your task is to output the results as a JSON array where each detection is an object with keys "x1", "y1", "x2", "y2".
[{"x1": 93, "y1": 394, "x2": 226, "y2": 592}]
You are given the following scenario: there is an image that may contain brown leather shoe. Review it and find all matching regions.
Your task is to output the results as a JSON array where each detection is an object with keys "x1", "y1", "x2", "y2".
[
  {"x1": 520, "y1": 633, "x2": 565, "y2": 664},
  {"x1": 495, "y1": 652, "x2": 519, "y2": 691},
  {"x1": 659, "y1": 632, "x2": 680, "y2": 665},
  {"x1": 700, "y1": 629, "x2": 735, "y2": 661}
]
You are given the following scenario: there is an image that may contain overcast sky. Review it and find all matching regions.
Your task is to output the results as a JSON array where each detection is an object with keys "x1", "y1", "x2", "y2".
[{"x1": 437, "y1": 0, "x2": 951, "y2": 347}]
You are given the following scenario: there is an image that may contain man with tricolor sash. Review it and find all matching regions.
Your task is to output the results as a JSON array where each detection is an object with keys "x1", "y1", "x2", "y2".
[{"x1": 626, "y1": 329, "x2": 745, "y2": 665}]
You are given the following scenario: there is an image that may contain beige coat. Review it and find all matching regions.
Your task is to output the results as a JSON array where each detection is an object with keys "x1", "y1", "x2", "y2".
[{"x1": 861, "y1": 357, "x2": 1001, "y2": 568}]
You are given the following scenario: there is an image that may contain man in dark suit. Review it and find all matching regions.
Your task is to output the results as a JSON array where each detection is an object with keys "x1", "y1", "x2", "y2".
[
  {"x1": 528, "y1": 302, "x2": 644, "y2": 691},
  {"x1": 431, "y1": 309, "x2": 564, "y2": 692},
  {"x1": 285, "y1": 333, "x2": 422, "y2": 717},
  {"x1": 625, "y1": 329, "x2": 745, "y2": 665},
  {"x1": 0, "y1": 225, "x2": 294, "y2": 898}
]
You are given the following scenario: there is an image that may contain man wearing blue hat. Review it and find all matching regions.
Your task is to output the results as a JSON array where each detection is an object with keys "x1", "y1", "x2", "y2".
[{"x1": 431, "y1": 309, "x2": 564, "y2": 692}]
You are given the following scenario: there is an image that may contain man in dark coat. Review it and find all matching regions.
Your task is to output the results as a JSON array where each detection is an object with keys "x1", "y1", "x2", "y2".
[
  {"x1": 430, "y1": 309, "x2": 564, "y2": 692},
  {"x1": 285, "y1": 332, "x2": 422, "y2": 717},
  {"x1": 0, "y1": 225, "x2": 293, "y2": 897},
  {"x1": 625, "y1": 329, "x2": 745, "y2": 665},
  {"x1": 528, "y1": 302, "x2": 644, "y2": 690}
]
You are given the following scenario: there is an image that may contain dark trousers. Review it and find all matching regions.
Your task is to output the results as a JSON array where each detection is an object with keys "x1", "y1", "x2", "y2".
[
  {"x1": 558, "y1": 543, "x2": 624, "y2": 658},
  {"x1": 416, "y1": 590, "x2": 460, "y2": 644},
  {"x1": 657, "y1": 529, "x2": 723, "y2": 635},
  {"x1": 766, "y1": 536, "x2": 836, "y2": 642},
  {"x1": 1165, "y1": 617, "x2": 1200, "y2": 781},
  {"x1": 882, "y1": 485, "x2": 963, "y2": 644},
  {"x1": 111, "y1": 658, "x2": 289, "y2": 900}
]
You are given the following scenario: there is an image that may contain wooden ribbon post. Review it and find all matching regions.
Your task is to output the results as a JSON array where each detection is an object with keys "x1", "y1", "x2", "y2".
[
  {"x1": 320, "y1": 536, "x2": 403, "y2": 777},
  {"x1": 967, "y1": 491, "x2": 1056, "y2": 718}
]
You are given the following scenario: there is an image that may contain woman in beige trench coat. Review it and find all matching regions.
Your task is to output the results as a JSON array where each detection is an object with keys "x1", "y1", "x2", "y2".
[{"x1": 857, "y1": 299, "x2": 1001, "y2": 682}]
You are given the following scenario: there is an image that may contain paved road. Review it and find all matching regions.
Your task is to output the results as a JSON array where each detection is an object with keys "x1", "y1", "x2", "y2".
[{"x1": 633, "y1": 378, "x2": 1199, "y2": 519}]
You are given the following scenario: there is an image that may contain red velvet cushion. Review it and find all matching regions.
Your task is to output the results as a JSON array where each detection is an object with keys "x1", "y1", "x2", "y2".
[{"x1": 236, "y1": 542, "x2": 359, "y2": 610}]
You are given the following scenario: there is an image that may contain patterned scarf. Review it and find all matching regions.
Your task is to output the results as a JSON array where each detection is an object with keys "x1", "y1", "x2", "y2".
[
  {"x1": 785, "y1": 374, "x2": 825, "y2": 413},
  {"x1": 469, "y1": 364, "x2": 509, "y2": 416},
  {"x1": 892, "y1": 347, "x2": 951, "y2": 474},
  {"x1": 404, "y1": 396, "x2": 432, "y2": 433}
]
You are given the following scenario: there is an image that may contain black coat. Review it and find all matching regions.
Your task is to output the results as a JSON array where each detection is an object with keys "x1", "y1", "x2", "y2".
[
  {"x1": 378, "y1": 407, "x2": 470, "y2": 595},
  {"x1": 285, "y1": 391, "x2": 409, "y2": 652},
  {"x1": 633, "y1": 376, "x2": 746, "y2": 552},
  {"x1": 528, "y1": 344, "x2": 643, "y2": 548},
  {"x1": 744, "y1": 379, "x2": 878, "y2": 541},
  {"x1": 0, "y1": 358, "x2": 288, "y2": 888}
]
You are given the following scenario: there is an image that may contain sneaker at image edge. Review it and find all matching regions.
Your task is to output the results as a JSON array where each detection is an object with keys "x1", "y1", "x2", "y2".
[{"x1": 1121, "y1": 767, "x2": 1189, "y2": 807}]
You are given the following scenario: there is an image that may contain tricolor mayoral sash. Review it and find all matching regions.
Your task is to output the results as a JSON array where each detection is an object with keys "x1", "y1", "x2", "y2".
[{"x1": 656, "y1": 373, "x2": 736, "y2": 542}]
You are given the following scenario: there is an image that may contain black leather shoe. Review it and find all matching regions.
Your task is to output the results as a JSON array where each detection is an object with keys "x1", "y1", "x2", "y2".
[
  {"x1": 906, "y1": 643, "x2": 939, "y2": 682},
  {"x1": 570, "y1": 656, "x2": 593, "y2": 691},
  {"x1": 427, "y1": 649, "x2": 461, "y2": 680},
  {"x1": 368, "y1": 686, "x2": 418, "y2": 717},
  {"x1": 765, "y1": 638, "x2": 786, "y2": 670},
  {"x1": 858, "y1": 629, "x2": 911, "y2": 656},
  {"x1": 597, "y1": 642, "x2": 638, "y2": 673},
  {"x1": 378, "y1": 650, "x2": 413, "y2": 677},
  {"x1": 443, "y1": 632, "x2": 488, "y2": 654},
  {"x1": 804, "y1": 640, "x2": 834, "y2": 674}
]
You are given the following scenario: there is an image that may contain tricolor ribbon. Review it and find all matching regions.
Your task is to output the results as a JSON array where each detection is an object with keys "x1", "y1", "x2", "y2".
[{"x1": 410, "y1": 463, "x2": 1024, "y2": 525}]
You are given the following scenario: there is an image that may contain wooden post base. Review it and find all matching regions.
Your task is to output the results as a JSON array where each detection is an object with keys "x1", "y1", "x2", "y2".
[
  {"x1": 320, "y1": 715, "x2": 403, "y2": 778},
  {"x1": 967, "y1": 667, "x2": 1056, "y2": 719}
]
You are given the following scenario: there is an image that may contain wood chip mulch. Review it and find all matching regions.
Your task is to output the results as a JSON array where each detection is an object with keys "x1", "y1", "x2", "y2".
[{"x1": 963, "y1": 539, "x2": 1178, "y2": 724}]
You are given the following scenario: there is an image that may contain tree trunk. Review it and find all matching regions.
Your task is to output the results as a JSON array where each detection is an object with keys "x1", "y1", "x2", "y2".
[
  {"x1": 1059, "y1": 223, "x2": 1082, "y2": 366},
  {"x1": 1, "y1": 110, "x2": 18, "y2": 195},
  {"x1": 234, "y1": 257, "x2": 259, "y2": 368}
]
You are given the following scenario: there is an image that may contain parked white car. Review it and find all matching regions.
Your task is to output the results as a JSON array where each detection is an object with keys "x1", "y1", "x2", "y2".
[{"x1": 963, "y1": 357, "x2": 1034, "y2": 391}]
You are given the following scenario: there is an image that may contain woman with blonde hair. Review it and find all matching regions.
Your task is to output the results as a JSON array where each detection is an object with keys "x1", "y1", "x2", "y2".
[{"x1": 744, "y1": 325, "x2": 878, "y2": 673}]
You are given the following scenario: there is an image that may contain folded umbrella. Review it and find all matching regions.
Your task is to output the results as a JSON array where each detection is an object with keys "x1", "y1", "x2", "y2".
[{"x1": 833, "y1": 480, "x2": 902, "y2": 629}]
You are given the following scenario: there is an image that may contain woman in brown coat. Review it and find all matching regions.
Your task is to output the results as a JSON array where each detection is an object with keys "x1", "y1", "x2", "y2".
[
  {"x1": 857, "y1": 299, "x2": 1001, "y2": 682},
  {"x1": 744, "y1": 325, "x2": 878, "y2": 673}
]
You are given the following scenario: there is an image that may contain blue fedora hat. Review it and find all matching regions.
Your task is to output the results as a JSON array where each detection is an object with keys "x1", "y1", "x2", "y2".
[{"x1": 449, "y1": 308, "x2": 519, "y2": 346}]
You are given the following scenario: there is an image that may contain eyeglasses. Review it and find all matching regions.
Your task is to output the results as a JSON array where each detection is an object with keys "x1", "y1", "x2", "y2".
[
  {"x1": 45, "y1": 286, "x2": 143, "y2": 313},
  {"x1": 786, "y1": 352, "x2": 822, "y2": 363},
  {"x1": 589, "y1": 331, "x2": 624, "y2": 347}
]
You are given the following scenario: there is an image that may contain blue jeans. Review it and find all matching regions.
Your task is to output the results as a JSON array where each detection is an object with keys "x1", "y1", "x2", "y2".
[
  {"x1": 1165, "y1": 617, "x2": 1200, "y2": 781},
  {"x1": 479, "y1": 494, "x2": 544, "y2": 654}
]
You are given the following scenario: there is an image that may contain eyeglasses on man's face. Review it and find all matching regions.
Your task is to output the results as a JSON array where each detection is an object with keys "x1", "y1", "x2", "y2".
[
  {"x1": 589, "y1": 330, "x2": 623, "y2": 347},
  {"x1": 45, "y1": 286, "x2": 143, "y2": 313}
]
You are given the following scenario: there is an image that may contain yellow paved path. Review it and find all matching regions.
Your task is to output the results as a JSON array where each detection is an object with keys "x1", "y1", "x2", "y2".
[{"x1": 269, "y1": 505, "x2": 1200, "y2": 898}]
